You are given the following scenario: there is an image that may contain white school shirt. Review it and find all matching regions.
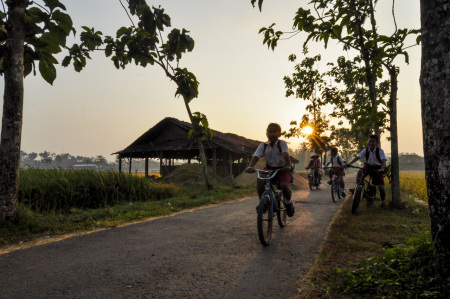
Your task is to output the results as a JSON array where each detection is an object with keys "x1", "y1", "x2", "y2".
[
  {"x1": 327, "y1": 155, "x2": 346, "y2": 167},
  {"x1": 253, "y1": 140, "x2": 289, "y2": 168},
  {"x1": 357, "y1": 147, "x2": 387, "y2": 166}
]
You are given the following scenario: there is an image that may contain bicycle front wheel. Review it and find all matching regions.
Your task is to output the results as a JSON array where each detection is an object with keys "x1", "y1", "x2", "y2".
[
  {"x1": 257, "y1": 195, "x2": 272, "y2": 246},
  {"x1": 352, "y1": 185, "x2": 363, "y2": 215},
  {"x1": 276, "y1": 191, "x2": 287, "y2": 227},
  {"x1": 331, "y1": 180, "x2": 338, "y2": 203}
]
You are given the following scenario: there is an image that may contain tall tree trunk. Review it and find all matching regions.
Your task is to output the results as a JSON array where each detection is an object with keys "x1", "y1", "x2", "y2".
[
  {"x1": 182, "y1": 96, "x2": 213, "y2": 190},
  {"x1": 0, "y1": 0, "x2": 28, "y2": 223},
  {"x1": 388, "y1": 68, "x2": 402, "y2": 207},
  {"x1": 355, "y1": 11, "x2": 380, "y2": 139},
  {"x1": 420, "y1": 0, "x2": 450, "y2": 254}
]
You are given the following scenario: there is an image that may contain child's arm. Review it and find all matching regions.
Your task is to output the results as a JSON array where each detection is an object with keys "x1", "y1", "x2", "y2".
[
  {"x1": 346, "y1": 156, "x2": 360, "y2": 165},
  {"x1": 245, "y1": 156, "x2": 260, "y2": 173},
  {"x1": 281, "y1": 152, "x2": 291, "y2": 172}
]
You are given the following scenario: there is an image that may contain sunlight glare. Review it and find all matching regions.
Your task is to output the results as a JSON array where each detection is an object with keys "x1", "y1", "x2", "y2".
[{"x1": 302, "y1": 126, "x2": 314, "y2": 136}]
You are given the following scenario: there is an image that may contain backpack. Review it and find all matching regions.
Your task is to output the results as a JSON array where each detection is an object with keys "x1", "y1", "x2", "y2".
[
  {"x1": 263, "y1": 141, "x2": 294, "y2": 183},
  {"x1": 365, "y1": 147, "x2": 381, "y2": 164}
]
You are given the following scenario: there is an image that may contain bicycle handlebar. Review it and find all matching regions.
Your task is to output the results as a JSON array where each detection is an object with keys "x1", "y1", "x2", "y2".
[
  {"x1": 256, "y1": 169, "x2": 279, "y2": 180},
  {"x1": 346, "y1": 165, "x2": 384, "y2": 173}
]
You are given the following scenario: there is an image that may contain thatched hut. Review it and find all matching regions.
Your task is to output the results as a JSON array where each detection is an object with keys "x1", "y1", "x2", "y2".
[{"x1": 114, "y1": 117, "x2": 299, "y2": 178}]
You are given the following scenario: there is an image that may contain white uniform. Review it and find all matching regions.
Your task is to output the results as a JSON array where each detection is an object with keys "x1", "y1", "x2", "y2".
[{"x1": 253, "y1": 140, "x2": 289, "y2": 168}]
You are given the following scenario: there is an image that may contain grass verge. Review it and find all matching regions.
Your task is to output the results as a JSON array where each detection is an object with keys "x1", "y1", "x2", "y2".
[{"x1": 296, "y1": 172, "x2": 448, "y2": 298}]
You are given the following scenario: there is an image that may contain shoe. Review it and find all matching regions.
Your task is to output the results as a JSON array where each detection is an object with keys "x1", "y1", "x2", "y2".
[
  {"x1": 381, "y1": 201, "x2": 386, "y2": 208},
  {"x1": 286, "y1": 202, "x2": 295, "y2": 217},
  {"x1": 349, "y1": 188, "x2": 355, "y2": 194},
  {"x1": 341, "y1": 189, "x2": 347, "y2": 197}
]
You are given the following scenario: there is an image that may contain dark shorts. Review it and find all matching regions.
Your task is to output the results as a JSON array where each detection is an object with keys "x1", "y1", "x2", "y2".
[
  {"x1": 362, "y1": 164, "x2": 384, "y2": 185},
  {"x1": 329, "y1": 167, "x2": 345, "y2": 177},
  {"x1": 264, "y1": 166, "x2": 291, "y2": 184}
]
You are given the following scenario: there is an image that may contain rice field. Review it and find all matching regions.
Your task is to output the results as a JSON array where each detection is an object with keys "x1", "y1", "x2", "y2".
[
  {"x1": 18, "y1": 168, "x2": 181, "y2": 212},
  {"x1": 399, "y1": 171, "x2": 427, "y2": 203}
]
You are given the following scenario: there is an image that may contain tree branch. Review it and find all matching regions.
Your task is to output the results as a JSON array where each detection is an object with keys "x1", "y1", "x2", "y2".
[{"x1": 119, "y1": 0, "x2": 135, "y2": 28}]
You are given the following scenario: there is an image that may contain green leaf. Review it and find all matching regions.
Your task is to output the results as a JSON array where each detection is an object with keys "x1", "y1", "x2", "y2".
[
  {"x1": 116, "y1": 26, "x2": 130, "y2": 38},
  {"x1": 43, "y1": 0, "x2": 66, "y2": 11},
  {"x1": 39, "y1": 55, "x2": 57, "y2": 85},
  {"x1": 52, "y1": 10, "x2": 73, "y2": 35}
]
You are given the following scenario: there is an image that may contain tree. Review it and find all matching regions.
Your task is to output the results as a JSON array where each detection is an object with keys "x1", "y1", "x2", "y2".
[
  {"x1": 252, "y1": 0, "x2": 420, "y2": 207},
  {"x1": 0, "y1": 0, "x2": 85, "y2": 222},
  {"x1": 65, "y1": 0, "x2": 214, "y2": 190},
  {"x1": 419, "y1": 0, "x2": 450, "y2": 254}
]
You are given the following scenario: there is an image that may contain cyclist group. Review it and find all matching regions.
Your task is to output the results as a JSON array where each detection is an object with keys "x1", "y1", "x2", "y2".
[{"x1": 245, "y1": 123, "x2": 388, "y2": 219}]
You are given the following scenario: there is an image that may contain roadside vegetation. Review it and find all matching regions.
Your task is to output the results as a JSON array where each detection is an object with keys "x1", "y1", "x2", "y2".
[
  {"x1": 298, "y1": 171, "x2": 449, "y2": 298},
  {"x1": 0, "y1": 167, "x2": 254, "y2": 247}
]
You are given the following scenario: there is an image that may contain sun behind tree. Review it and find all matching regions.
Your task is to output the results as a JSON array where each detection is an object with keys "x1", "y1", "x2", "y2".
[{"x1": 302, "y1": 125, "x2": 314, "y2": 136}]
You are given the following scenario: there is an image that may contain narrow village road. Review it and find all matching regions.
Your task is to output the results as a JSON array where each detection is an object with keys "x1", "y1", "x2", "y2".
[{"x1": 0, "y1": 178, "x2": 354, "y2": 298}]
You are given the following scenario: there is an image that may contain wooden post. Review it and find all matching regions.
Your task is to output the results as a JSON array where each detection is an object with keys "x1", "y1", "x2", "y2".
[
  {"x1": 128, "y1": 158, "x2": 132, "y2": 174},
  {"x1": 229, "y1": 152, "x2": 233, "y2": 180},
  {"x1": 223, "y1": 151, "x2": 226, "y2": 176},
  {"x1": 213, "y1": 148, "x2": 217, "y2": 176},
  {"x1": 145, "y1": 157, "x2": 149, "y2": 178},
  {"x1": 118, "y1": 156, "x2": 122, "y2": 173},
  {"x1": 160, "y1": 156, "x2": 163, "y2": 175}
]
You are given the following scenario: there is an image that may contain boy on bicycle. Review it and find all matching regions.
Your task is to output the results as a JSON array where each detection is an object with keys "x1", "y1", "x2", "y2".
[
  {"x1": 346, "y1": 135, "x2": 387, "y2": 207},
  {"x1": 305, "y1": 153, "x2": 322, "y2": 184},
  {"x1": 245, "y1": 123, "x2": 295, "y2": 217},
  {"x1": 324, "y1": 147, "x2": 347, "y2": 196}
]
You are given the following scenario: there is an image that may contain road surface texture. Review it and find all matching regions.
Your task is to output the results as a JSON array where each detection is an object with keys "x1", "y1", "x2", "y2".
[{"x1": 0, "y1": 178, "x2": 354, "y2": 298}]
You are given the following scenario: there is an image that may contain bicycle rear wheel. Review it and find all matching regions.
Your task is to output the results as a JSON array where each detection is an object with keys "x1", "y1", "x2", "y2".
[
  {"x1": 276, "y1": 191, "x2": 287, "y2": 227},
  {"x1": 331, "y1": 180, "x2": 338, "y2": 202},
  {"x1": 257, "y1": 195, "x2": 272, "y2": 246},
  {"x1": 352, "y1": 185, "x2": 362, "y2": 215}
]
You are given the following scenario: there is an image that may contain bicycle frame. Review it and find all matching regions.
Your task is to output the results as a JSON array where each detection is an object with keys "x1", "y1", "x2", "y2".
[{"x1": 256, "y1": 169, "x2": 280, "y2": 219}]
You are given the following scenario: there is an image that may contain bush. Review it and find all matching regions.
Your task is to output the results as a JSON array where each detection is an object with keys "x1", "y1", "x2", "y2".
[
  {"x1": 18, "y1": 168, "x2": 182, "y2": 212},
  {"x1": 336, "y1": 233, "x2": 450, "y2": 298}
]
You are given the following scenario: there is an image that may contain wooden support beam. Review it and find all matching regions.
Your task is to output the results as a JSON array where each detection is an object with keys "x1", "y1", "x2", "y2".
[
  {"x1": 118, "y1": 156, "x2": 122, "y2": 173},
  {"x1": 128, "y1": 158, "x2": 132, "y2": 174},
  {"x1": 145, "y1": 157, "x2": 149, "y2": 178},
  {"x1": 229, "y1": 152, "x2": 233, "y2": 180},
  {"x1": 213, "y1": 148, "x2": 217, "y2": 176}
]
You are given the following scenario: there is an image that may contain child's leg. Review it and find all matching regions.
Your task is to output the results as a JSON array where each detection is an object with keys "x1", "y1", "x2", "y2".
[
  {"x1": 279, "y1": 181, "x2": 292, "y2": 203},
  {"x1": 257, "y1": 178, "x2": 265, "y2": 199},
  {"x1": 378, "y1": 184, "x2": 386, "y2": 202},
  {"x1": 339, "y1": 175, "x2": 345, "y2": 188}
]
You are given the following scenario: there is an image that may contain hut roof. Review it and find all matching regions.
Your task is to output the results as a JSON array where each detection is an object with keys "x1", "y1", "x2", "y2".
[
  {"x1": 113, "y1": 117, "x2": 300, "y2": 163},
  {"x1": 114, "y1": 117, "x2": 262, "y2": 158}
]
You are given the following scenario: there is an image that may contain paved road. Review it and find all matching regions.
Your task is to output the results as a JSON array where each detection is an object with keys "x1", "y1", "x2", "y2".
[{"x1": 0, "y1": 180, "x2": 352, "y2": 298}]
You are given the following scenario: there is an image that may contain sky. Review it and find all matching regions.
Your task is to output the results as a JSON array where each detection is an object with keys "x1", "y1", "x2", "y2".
[{"x1": 0, "y1": 0, "x2": 422, "y2": 162}]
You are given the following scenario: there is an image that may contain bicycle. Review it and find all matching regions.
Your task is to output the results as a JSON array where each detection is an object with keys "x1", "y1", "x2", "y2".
[
  {"x1": 255, "y1": 169, "x2": 287, "y2": 246},
  {"x1": 324, "y1": 166, "x2": 346, "y2": 202},
  {"x1": 305, "y1": 167, "x2": 321, "y2": 190},
  {"x1": 347, "y1": 165, "x2": 384, "y2": 215}
]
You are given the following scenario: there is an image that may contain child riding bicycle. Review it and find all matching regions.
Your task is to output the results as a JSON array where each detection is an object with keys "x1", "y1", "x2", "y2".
[
  {"x1": 305, "y1": 153, "x2": 322, "y2": 185},
  {"x1": 346, "y1": 135, "x2": 387, "y2": 207},
  {"x1": 324, "y1": 147, "x2": 347, "y2": 196},
  {"x1": 245, "y1": 123, "x2": 295, "y2": 217}
]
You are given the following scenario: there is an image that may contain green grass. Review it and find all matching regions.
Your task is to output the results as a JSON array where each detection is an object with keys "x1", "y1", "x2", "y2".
[
  {"x1": 0, "y1": 169, "x2": 255, "y2": 247},
  {"x1": 297, "y1": 172, "x2": 447, "y2": 298}
]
